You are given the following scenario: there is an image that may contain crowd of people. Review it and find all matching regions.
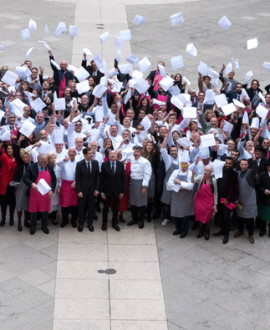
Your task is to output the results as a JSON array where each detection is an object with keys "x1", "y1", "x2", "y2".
[{"x1": 1, "y1": 51, "x2": 270, "y2": 245}]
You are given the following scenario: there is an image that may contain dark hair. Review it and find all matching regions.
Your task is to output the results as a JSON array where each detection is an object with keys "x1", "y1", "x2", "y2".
[
  {"x1": 4, "y1": 143, "x2": 14, "y2": 154},
  {"x1": 231, "y1": 148, "x2": 240, "y2": 155},
  {"x1": 251, "y1": 79, "x2": 260, "y2": 87},
  {"x1": 83, "y1": 147, "x2": 91, "y2": 155},
  {"x1": 225, "y1": 156, "x2": 233, "y2": 162}
]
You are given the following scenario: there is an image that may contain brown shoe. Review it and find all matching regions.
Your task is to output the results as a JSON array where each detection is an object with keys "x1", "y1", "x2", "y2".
[
  {"x1": 234, "y1": 230, "x2": 243, "y2": 238},
  {"x1": 249, "y1": 235, "x2": 254, "y2": 244}
]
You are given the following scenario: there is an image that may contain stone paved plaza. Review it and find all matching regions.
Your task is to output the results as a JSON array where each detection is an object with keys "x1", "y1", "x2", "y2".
[{"x1": 0, "y1": 0, "x2": 270, "y2": 329}]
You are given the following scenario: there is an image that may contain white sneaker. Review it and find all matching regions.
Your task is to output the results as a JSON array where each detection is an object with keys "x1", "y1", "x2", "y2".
[{"x1": 161, "y1": 219, "x2": 170, "y2": 226}]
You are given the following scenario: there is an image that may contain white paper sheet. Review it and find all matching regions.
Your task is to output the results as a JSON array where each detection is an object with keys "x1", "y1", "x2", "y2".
[
  {"x1": 223, "y1": 121, "x2": 233, "y2": 134},
  {"x1": 140, "y1": 116, "x2": 152, "y2": 131},
  {"x1": 221, "y1": 103, "x2": 236, "y2": 116},
  {"x1": 30, "y1": 98, "x2": 46, "y2": 113},
  {"x1": 183, "y1": 107, "x2": 197, "y2": 119},
  {"x1": 19, "y1": 120, "x2": 36, "y2": 138},
  {"x1": 1, "y1": 71, "x2": 18, "y2": 86},
  {"x1": 256, "y1": 104, "x2": 269, "y2": 120},
  {"x1": 214, "y1": 94, "x2": 228, "y2": 108},
  {"x1": 75, "y1": 66, "x2": 89, "y2": 82},
  {"x1": 93, "y1": 84, "x2": 107, "y2": 98},
  {"x1": 37, "y1": 178, "x2": 51, "y2": 195},
  {"x1": 200, "y1": 134, "x2": 216, "y2": 148}
]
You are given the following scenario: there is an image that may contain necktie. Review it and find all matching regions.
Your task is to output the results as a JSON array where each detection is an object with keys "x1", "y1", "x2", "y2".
[
  {"x1": 87, "y1": 161, "x2": 91, "y2": 175},
  {"x1": 112, "y1": 162, "x2": 115, "y2": 174}
]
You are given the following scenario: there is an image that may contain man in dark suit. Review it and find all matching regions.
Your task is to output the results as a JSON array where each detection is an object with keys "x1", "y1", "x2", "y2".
[
  {"x1": 48, "y1": 50, "x2": 74, "y2": 97},
  {"x1": 81, "y1": 55, "x2": 104, "y2": 84},
  {"x1": 23, "y1": 154, "x2": 56, "y2": 235},
  {"x1": 100, "y1": 150, "x2": 125, "y2": 231},
  {"x1": 75, "y1": 147, "x2": 100, "y2": 232}
]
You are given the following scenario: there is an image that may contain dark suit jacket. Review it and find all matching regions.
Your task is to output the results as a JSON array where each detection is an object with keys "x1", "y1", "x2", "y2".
[
  {"x1": 23, "y1": 163, "x2": 56, "y2": 192},
  {"x1": 100, "y1": 160, "x2": 125, "y2": 197},
  {"x1": 257, "y1": 171, "x2": 270, "y2": 206},
  {"x1": 81, "y1": 59, "x2": 104, "y2": 84},
  {"x1": 75, "y1": 159, "x2": 100, "y2": 195},
  {"x1": 49, "y1": 56, "x2": 74, "y2": 92},
  {"x1": 146, "y1": 70, "x2": 158, "y2": 84}
]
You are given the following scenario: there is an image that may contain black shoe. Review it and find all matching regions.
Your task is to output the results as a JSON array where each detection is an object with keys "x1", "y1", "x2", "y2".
[
  {"x1": 180, "y1": 232, "x2": 187, "y2": 238},
  {"x1": 30, "y1": 229, "x2": 35, "y2": 235},
  {"x1": 213, "y1": 230, "x2": 223, "y2": 237},
  {"x1": 173, "y1": 230, "x2": 181, "y2": 235},
  {"x1": 204, "y1": 230, "x2": 210, "y2": 240},
  {"x1": 60, "y1": 221, "x2": 67, "y2": 228},
  {"x1": 9, "y1": 218, "x2": 14, "y2": 226},
  {"x1": 51, "y1": 219, "x2": 59, "y2": 225},
  {"x1": 112, "y1": 225, "x2": 120, "y2": 232},
  {"x1": 42, "y1": 227, "x2": 49, "y2": 234},
  {"x1": 197, "y1": 230, "x2": 204, "y2": 238},
  {"x1": 93, "y1": 214, "x2": 98, "y2": 221},
  {"x1": 88, "y1": 225, "x2": 94, "y2": 232},
  {"x1": 78, "y1": 224, "x2": 83, "y2": 232},
  {"x1": 24, "y1": 220, "x2": 30, "y2": 228},
  {"x1": 71, "y1": 221, "x2": 77, "y2": 228},
  {"x1": 101, "y1": 223, "x2": 107, "y2": 231},
  {"x1": 0, "y1": 219, "x2": 5, "y2": 227},
  {"x1": 17, "y1": 222, "x2": 22, "y2": 232},
  {"x1": 138, "y1": 222, "x2": 144, "y2": 229},
  {"x1": 223, "y1": 235, "x2": 229, "y2": 244},
  {"x1": 127, "y1": 219, "x2": 138, "y2": 226},
  {"x1": 259, "y1": 230, "x2": 266, "y2": 237}
]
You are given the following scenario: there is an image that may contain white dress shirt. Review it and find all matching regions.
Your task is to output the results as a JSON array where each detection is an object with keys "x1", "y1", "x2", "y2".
[
  {"x1": 130, "y1": 156, "x2": 152, "y2": 187},
  {"x1": 59, "y1": 159, "x2": 78, "y2": 184}
]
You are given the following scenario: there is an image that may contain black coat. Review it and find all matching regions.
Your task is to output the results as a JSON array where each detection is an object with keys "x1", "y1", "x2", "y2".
[
  {"x1": 217, "y1": 168, "x2": 239, "y2": 203},
  {"x1": 23, "y1": 163, "x2": 56, "y2": 192},
  {"x1": 100, "y1": 160, "x2": 125, "y2": 197},
  {"x1": 257, "y1": 171, "x2": 270, "y2": 206},
  {"x1": 49, "y1": 56, "x2": 74, "y2": 94},
  {"x1": 75, "y1": 159, "x2": 100, "y2": 195}
]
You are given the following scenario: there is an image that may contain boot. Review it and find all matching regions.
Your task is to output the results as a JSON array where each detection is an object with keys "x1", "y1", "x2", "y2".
[
  {"x1": 197, "y1": 224, "x2": 204, "y2": 238},
  {"x1": 9, "y1": 205, "x2": 15, "y2": 226},
  {"x1": 17, "y1": 220, "x2": 22, "y2": 232},
  {"x1": 204, "y1": 228, "x2": 210, "y2": 240},
  {"x1": 0, "y1": 207, "x2": 6, "y2": 227}
]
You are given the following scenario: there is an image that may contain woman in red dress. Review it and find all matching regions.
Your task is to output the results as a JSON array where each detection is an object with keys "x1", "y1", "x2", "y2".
[
  {"x1": 191, "y1": 166, "x2": 218, "y2": 240},
  {"x1": 0, "y1": 142, "x2": 17, "y2": 226}
]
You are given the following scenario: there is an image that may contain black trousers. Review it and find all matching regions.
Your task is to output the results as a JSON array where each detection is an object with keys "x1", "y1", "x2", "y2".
[
  {"x1": 172, "y1": 216, "x2": 190, "y2": 235},
  {"x1": 163, "y1": 203, "x2": 171, "y2": 220},
  {"x1": 0, "y1": 187, "x2": 16, "y2": 219},
  {"x1": 78, "y1": 194, "x2": 94, "y2": 226},
  {"x1": 237, "y1": 217, "x2": 254, "y2": 235},
  {"x1": 30, "y1": 212, "x2": 48, "y2": 231},
  {"x1": 221, "y1": 205, "x2": 232, "y2": 236},
  {"x1": 131, "y1": 205, "x2": 145, "y2": 224},
  {"x1": 61, "y1": 206, "x2": 78, "y2": 224},
  {"x1": 154, "y1": 191, "x2": 163, "y2": 216},
  {"x1": 102, "y1": 195, "x2": 119, "y2": 226}
]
